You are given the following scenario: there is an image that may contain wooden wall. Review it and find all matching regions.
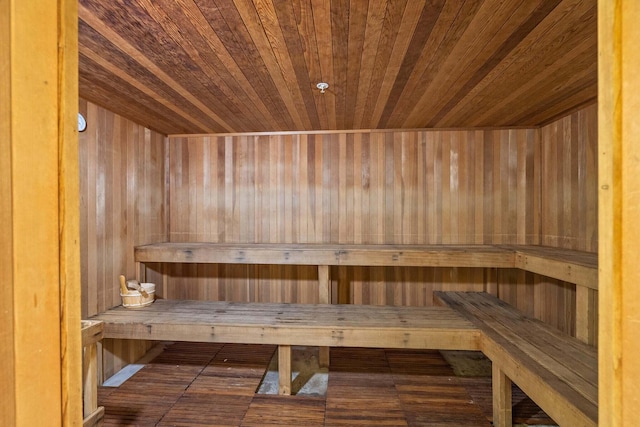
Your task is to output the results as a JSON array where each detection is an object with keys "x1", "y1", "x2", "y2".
[
  {"x1": 497, "y1": 103, "x2": 598, "y2": 342},
  {"x1": 79, "y1": 100, "x2": 598, "y2": 379},
  {"x1": 163, "y1": 128, "x2": 537, "y2": 305},
  {"x1": 161, "y1": 103, "x2": 598, "y2": 341},
  {"x1": 168, "y1": 129, "x2": 539, "y2": 245},
  {"x1": 79, "y1": 100, "x2": 167, "y2": 378}
]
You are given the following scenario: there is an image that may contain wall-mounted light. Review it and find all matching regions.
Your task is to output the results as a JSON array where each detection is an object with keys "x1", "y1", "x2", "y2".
[
  {"x1": 316, "y1": 82, "x2": 329, "y2": 94},
  {"x1": 78, "y1": 113, "x2": 87, "y2": 132}
]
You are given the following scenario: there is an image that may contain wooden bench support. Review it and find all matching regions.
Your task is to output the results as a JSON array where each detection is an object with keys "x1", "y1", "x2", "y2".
[
  {"x1": 318, "y1": 265, "x2": 331, "y2": 368},
  {"x1": 435, "y1": 291, "x2": 598, "y2": 427},
  {"x1": 81, "y1": 320, "x2": 104, "y2": 427},
  {"x1": 278, "y1": 345, "x2": 292, "y2": 395},
  {"x1": 492, "y1": 364, "x2": 512, "y2": 427},
  {"x1": 134, "y1": 243, "x2": 598, "y2": 346}
]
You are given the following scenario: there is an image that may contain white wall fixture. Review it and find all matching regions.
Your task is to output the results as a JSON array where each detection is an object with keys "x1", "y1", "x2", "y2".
[{"x1": 78, "y1": 113, "x2": 87, "y2": 132}]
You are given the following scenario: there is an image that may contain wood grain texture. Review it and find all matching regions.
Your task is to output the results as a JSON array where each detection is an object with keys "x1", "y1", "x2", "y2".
[
  {"x1": 1, "y1": 1, "x2": 82, "y2": 424},
  {"x1": 159, "y1": 110, "x2": 597, "y2": 340},
  {"x1": 437, "y1": 291, "x2": 598, "y2": 427},
  {"x1": 168, "y1": 129, "x2": 539, "y2": 245},
  {"x1": 598, "y1": 2, "x2": 640, "y2": 425},
  {"x1": 77, "y1": 0, "x2": 596, "y2": 134},
  {"x1": 79, "y1": 100, "x2": 167, "y2": 378},
  {"x1": 164, "y1": 128, "x2": 538, "y2": 306},
  {"x1": 91, "y1": 299, "x2": 481, "y2": 351},
  {"x1": 540, "y1": 103, "x2": 598, "y2": 252}
]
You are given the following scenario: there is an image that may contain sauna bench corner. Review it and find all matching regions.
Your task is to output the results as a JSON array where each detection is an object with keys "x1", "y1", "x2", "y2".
[{"x1": 134, "y1": 243, "x2": 598, "y2": 289}]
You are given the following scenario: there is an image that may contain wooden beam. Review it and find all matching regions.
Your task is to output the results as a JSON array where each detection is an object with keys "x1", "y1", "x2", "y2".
[
  {"x1": 0, "y1": 0, "x2": 81, "y2": 424},
  {"x1": 599, "y1": 1, "x2": 640, "y2": 425},
  {"x1": 134, "y1": 243, "x2": 516, "y2": 268},
  {"x1": 60, "y1": 0, "x2": 83, "y2": 424}
]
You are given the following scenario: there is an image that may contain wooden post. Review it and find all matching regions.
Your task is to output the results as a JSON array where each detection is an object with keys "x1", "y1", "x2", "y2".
[
  {"x1": 318, "y1": 265, "x2": 330, "y2": 367},
  {"x1": 318, "y1": 265, "x2": 330, "y2": 304},
  {"x1": 0, "y1": 0, "x2": 81, "y2": 425},
  {"x1": 576, "y1": 286, "x2": 597, "y2": 345},
  {"x1": 599, "y1": 1, "x2": 640, "y2": 425},
  {"x1": 278, "y1": 345, "x2": 292, "y2": 395},
  {"x1": 492, "y1": 364, "x2": 513, "y2": 427}
]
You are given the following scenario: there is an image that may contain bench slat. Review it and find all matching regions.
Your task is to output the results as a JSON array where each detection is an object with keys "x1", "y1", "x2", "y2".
[
  {"x1": 455, "y1": 293, "x2": 597, "y2": 387},
  {"x1": 91, "y1": 300, "x2": 481, "y2": 351},
  {"x1": 503, "y1": 245, "x2": 598, "y2": 289},
  {"x1": 435, "y1": 291, "x2": 597, "y2": 427},
  {"x1": 135, "y1": 243, "x2": 515, "y2": 267}
]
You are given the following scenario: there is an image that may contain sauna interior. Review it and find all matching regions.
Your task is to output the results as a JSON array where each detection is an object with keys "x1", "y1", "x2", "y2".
[{"x1": 74, "y1": 0, "x2": 602, "y2": 425}]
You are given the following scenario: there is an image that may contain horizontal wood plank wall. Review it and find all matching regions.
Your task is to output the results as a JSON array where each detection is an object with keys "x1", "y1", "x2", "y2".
[
  {"x1": 79, "y1": 100, "x2": 167, "y2": 378},
  {"x1": 497, "y1": 104, "x2": 598, "y2": 343},
  {"x1": 165, "y1": 128, "x2": 538, "y2": 305}
]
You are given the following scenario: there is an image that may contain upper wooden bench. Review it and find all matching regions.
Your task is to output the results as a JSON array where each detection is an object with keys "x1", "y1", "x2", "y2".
[
  {"x1": 135, "y1": 242, "x2": 598, "y2": 345},
  {"x1": 135, "y1": 243, "x2": 597, "y2": 289},
  {"x1": 435, "y1": 291, "x2": 597, "y2": 427}
]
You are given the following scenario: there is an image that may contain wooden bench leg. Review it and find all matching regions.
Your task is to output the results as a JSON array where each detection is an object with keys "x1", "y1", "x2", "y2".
[
  {"x1": 278, "y1": 345, "x2": 292, "y2": 395},
  {"x1": 318, "y1": 265, "x2": 330, "y2": 368},
  {"x1": 576, "y1": 286, "x2": 597, "y2": 345},
  {"x1": 492, "y1": 363, "x2": 512, "y2": 427},
  {"x1": 83, "y1": 342, "x2": 98, "y2": 418},
  {"x1": 318, "y1": 347, "x2": 330, "y2": 368}
]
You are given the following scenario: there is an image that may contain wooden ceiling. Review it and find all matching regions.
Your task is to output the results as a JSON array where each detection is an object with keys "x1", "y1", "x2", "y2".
[{"x1": 78, "y1": 0, "x2": 597, "y2": 135}]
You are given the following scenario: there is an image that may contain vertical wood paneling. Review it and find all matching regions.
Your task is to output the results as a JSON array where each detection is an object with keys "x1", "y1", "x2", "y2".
[
  {"x1": 540, "y1": 103, "x2": 598, "y2": 251},
  {"x1": 168, "y1": 128, "x2": 542, "y2": 246},
  {"x1": 500, "y1": 104, "x2": 598, "y2": 341},
  {"x1": 157, "y1": 105, "x2": 597, "y2": 336},
  {"x1": 166, "y1": 127, "x2": 542, "y2": 306},
  {"x1": 79, "y1": 100, "x2": 167, "y2": 378}
]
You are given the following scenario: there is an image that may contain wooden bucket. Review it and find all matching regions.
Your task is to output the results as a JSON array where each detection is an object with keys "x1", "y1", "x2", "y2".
[{"x1": 120, "y1": 282, "x2": 155, "y2": 308}]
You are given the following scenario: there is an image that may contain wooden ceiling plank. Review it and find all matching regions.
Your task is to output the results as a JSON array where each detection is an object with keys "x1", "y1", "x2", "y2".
[
  {"x1": 79, "y1": 61, "x2": 198, "y2": 135},
  {"x1": 376, "y1": 0, "x2": 446, "y2": 128},
  {"x1": 352, "y1": 0, "x2": 389, "y2": 130},
  {"x1": 79, "y1": 46, "x2": 214, "y2": 133},
  {"x1": 401, "y1": 0, "x2": 534, "y2": 128},
  {"x1": 137, "y1": 0, "x2": 274, "y2": 132},
  {"x1": 251, "y1": 0, "x2": 313, "y2": 129},
  {"x1": 124, "y1": 0, "x2": 262, "y2": 133},
  {"x1": 503, "y1": 64, "x2": 597, "y2": 126},
  {"x1": 469, "y1": 34, "x2": 596, "y2": 127},
  {"x1": 274, "y1": 0, "x2": 321, "y2": 129},
  {"x1": 76, "y1": 0, "x2": 599, "y2": 132},
  {"x1": 291, "y1": 1, "x2": 328, "y2": 129},
  {"x1": 330, "y1": 0, "x2": 349, "y2": 130},
  {"x1": 368, "y1": 0, "x2": 424, "y2": 127},
  {"x1": 176, "y1": 0, "x2": 296, "y2": 131},
  {"x1": 426, "y1": 0, "x2": 565, "y2": 127},
  {"x1": 79, "y1": 19, "x2": 226, "y2": 133},
  {"x1": 359, "y1": 0, "x2": 409, "y2": 129},
  {"x1": 382, "y1": 0, "x2": 479, "y2": 129},
  {"x1": 344, "y1": 0, "x2": 370, "y2": 129},
  {"x1": 211, "y1": 0, "x2": 297, "y2": 130},
  {"x1": 311, "y1": 0, "x2": 337, "y2": 129},
  {"x1": 232, "y1": 0, "x2": 307, "y2": 130},
  {"x1": 439, "y1": 0, "x2": 596, "y2": 127},
  {"x1": 79, "y1": 2, "x2": 235, "y2": 132},
  {"x1": 82, "y1": 0, "x2": 247, "y2": 132}
]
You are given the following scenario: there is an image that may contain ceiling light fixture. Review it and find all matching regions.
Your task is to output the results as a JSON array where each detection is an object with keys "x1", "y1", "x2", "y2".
[{"x1": 316, "y1": 82, "x2": 329, "y2": 93}]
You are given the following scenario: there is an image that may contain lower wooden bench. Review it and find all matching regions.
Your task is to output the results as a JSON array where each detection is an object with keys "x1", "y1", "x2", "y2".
[
  {"x1": 435, "y1": 291, "x2": 597, "y2": 427},
  {"x1": 90, "y1": 299, "x2": 481, "y2": 395}
]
